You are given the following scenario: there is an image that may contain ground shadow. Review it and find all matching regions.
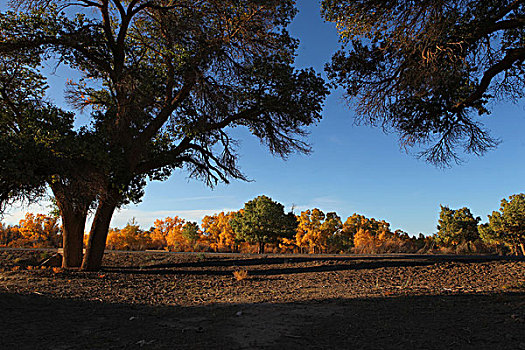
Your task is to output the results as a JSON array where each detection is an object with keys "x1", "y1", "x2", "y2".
[
  {"x1": 1, "y1": 291, "x2": 523, "y2": 350},
  {"x1": 103, "y1": 254, "x2": 524, "y2": 277}
]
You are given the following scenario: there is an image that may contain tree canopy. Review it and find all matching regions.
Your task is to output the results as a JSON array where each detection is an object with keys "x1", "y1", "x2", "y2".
[
  {"x1": 181, "y1": 221, "x2": 200, "y2": 246},
  {"x1": 322, "y1": 0, "x2": 525, "y2": 165},
  {"x1": 295, "y1": 209, "x2": 343, "y2": 253},
  {"x1": 0, "y1": 0, "x2": 328, "y2": 269},
  {"x1": 231, "y1": 195, "x2": 297, "y2": 253},
  {"x1": 436, "y1": 205, "x2": 480, "y2": 246},
  {"x1": 10, "y1": 195, "x2": 525, "y2": 255},
  {"x1": 480, "y1": 193, "x2": 525, "y2": 255},
  {"x1": 201, "y1": 211, "x2": 237, "y2": 252}
]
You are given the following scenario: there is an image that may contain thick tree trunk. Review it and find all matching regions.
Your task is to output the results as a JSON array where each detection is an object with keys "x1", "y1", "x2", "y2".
[
  {"x1": 61, "y1": 205, "x2": 87, "y2": 268},
  {"x1": 51, "y1": 182, "x2": 89, "y2": 269},
  {"x1": 81, "y1": 199, "x2": 117, "y2": 271},
  {"x1": 258, "y1": 241, "x2": 265, "y2": 254}
]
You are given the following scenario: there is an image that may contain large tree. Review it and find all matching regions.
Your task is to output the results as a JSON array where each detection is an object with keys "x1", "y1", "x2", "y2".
[
  {"x1": 201, "y1": 211, "x2": 238, "y2": 252},
  {"x1": 322, "y1": 0, "x2": 524, "y2": 165},
  {"x1": 231, "y1": 195, "x2": 297, "y2": 254},
  {"x1": 480, "y1": 193, "x2": 525, "y2": 255},
  {"x1": 436, "y1": 205, "x2": 480, "y2": 246},
  {"x1": 295, "y1": 208, "x2": 342, "y2": 253},
  {"x1": 0, "y1": 1, "x2": 328, "y2": 270}
]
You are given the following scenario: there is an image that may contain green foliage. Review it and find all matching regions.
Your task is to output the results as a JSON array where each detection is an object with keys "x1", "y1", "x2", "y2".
[
  {"x1": 0, "y1": 1, "x2": 328, "y2": 268},
  {"x1": 436, "y1": 206, "x2": 480, "y2": 246},
  {"x1": 322, "y1": 0, "x2": 524, "y2": 165},
  {"x1": 480, "y1": 194, "x2": 525, "y2": 255},
  {"x1": 182, "y1": 221, "x2": 200, "y2": 244},
  {"x1": 326, "y1": 231, "x2": 352, "y2": 253},
  {"x1": 231, "y1": 195, "x2": 297, "y2": 253},
  {"x1": 0, "y1": 1, "x2": 329, "y2": 200},
  {"x1": 0, "y1": 222, "x2": 18, "y2": 246},
  {"x1": 0, "y1": 6, "x2": 105, "y2": 213}
]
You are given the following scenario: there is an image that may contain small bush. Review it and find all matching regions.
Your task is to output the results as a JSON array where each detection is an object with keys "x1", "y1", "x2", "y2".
[
  {"x1": 196, "y1": 252, "x2": 206, "y2": 261},
  {"x1": 232, "y1": 269, "x2": 249, "y2": 281}
]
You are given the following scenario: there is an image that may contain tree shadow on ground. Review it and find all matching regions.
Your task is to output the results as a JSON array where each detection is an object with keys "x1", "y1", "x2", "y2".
[
  {"x1": 103, "y1": 254, "x2": 524, "y2": 277},
  {"x1": 1, "y1": 291, "x2": 523, "y2": 350}
]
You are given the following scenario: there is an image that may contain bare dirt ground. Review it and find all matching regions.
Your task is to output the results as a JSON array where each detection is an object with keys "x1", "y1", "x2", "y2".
[{"x1": 0, "y1": 249, "x2": 524, "y2": 349}]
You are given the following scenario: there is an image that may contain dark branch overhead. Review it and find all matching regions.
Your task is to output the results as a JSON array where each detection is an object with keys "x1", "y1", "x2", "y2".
[{"x1": 323, "y1": 0, "x2": 524, "y2": 165}]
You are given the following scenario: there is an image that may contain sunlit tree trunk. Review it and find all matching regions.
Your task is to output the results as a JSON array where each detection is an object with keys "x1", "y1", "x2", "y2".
[{"x1": 81, "y1": 198, "x2": 117, "y2": 271}]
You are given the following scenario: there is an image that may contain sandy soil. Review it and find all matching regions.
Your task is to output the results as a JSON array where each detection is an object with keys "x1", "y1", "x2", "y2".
[{"x1": 0, "y1": 250, "x2": 524, "y2": 349}]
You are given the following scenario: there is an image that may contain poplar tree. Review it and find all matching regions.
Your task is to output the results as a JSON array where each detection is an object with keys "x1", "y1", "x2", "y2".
[{"x1": 0, "y1": 1, "x2": 328, "y2": 270}]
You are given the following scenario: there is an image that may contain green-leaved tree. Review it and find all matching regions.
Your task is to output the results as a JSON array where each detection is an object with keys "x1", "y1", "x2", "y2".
[
  {"x1": 0, "y1": 1, "x2": 328, "y2": 270},
  {"x1": 480, "y1": 194, "x2": 525, "y2": 255},
  {"x1": 231, "y1": 195, "x2": 297, "y2": 254},
  {"x1": 436, "y1": 206, "x2": 480, "y2": 247},
  {"x1": 181, "y1": 221, "x2": 200, "y2": 247}
]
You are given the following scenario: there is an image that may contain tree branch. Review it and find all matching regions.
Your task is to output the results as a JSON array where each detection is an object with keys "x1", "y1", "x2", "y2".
[
  {"x1": 134, "y1": 137, "x2": 192, "y2": 174},
  {"x1": 136, "y1": 79, "x2": 196, "y2": 146},
  {"x1": 0, "y1": 32, "x2": 113, "y2": 73},
  {"x1": 452, "y1": 47, "x2": 525, "y2": 111},
  {"x1": 100, "y1": 0, "x2": 117, "y2": 59}
]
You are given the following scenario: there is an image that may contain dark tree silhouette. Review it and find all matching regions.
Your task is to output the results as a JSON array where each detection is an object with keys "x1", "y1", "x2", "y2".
[
  {"x1": 322, "y1": 0, "x2": 524, "y2": 165},
  {"x1": 0, "y1": 0, "x2": 328, "y2": 270}
]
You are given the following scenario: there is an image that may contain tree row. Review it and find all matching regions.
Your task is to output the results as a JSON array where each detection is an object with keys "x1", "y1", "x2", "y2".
[{"x1": 2, "y1": 194, "x2": 524, "y2": 256}]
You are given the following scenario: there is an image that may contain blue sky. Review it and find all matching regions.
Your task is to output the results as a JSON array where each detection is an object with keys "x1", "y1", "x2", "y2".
[{"x1": 3, "y1": 1, "x2": 525, "y2": 235}]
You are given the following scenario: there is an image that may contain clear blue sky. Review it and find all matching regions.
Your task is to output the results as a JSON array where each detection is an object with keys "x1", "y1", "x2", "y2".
[{"x1": 3, "y1": 1, "x2": 525, "y2": 235}]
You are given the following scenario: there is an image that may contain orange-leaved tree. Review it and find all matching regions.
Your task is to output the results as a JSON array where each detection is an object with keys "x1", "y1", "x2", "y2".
[
  {"x1": 343, "y1": 214, "x2": 392, "y2": 253},
  {"x1": 149, "y1": 216, "x2": 186, "y2": 251},
  {"x1": 296, "y1": 209, "x2": 324, "y2": 253},
  {"x1": 296, "y1": 209, "x2": 341, "y2": 253},
  {"x1": 201, "y1": 211, "x2": 238, "y2": 252},
  {"x1": 106, "y1": 221, "x2": 151, "y2": 251},
  {"x1": 15, "y1": 212, "x2": 61, "y2": 247}
]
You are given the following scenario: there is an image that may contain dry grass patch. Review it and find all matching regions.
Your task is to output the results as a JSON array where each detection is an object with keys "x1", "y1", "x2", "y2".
[{"x1": 232, "y1": 269, "x2": 249, "y2": 281}]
